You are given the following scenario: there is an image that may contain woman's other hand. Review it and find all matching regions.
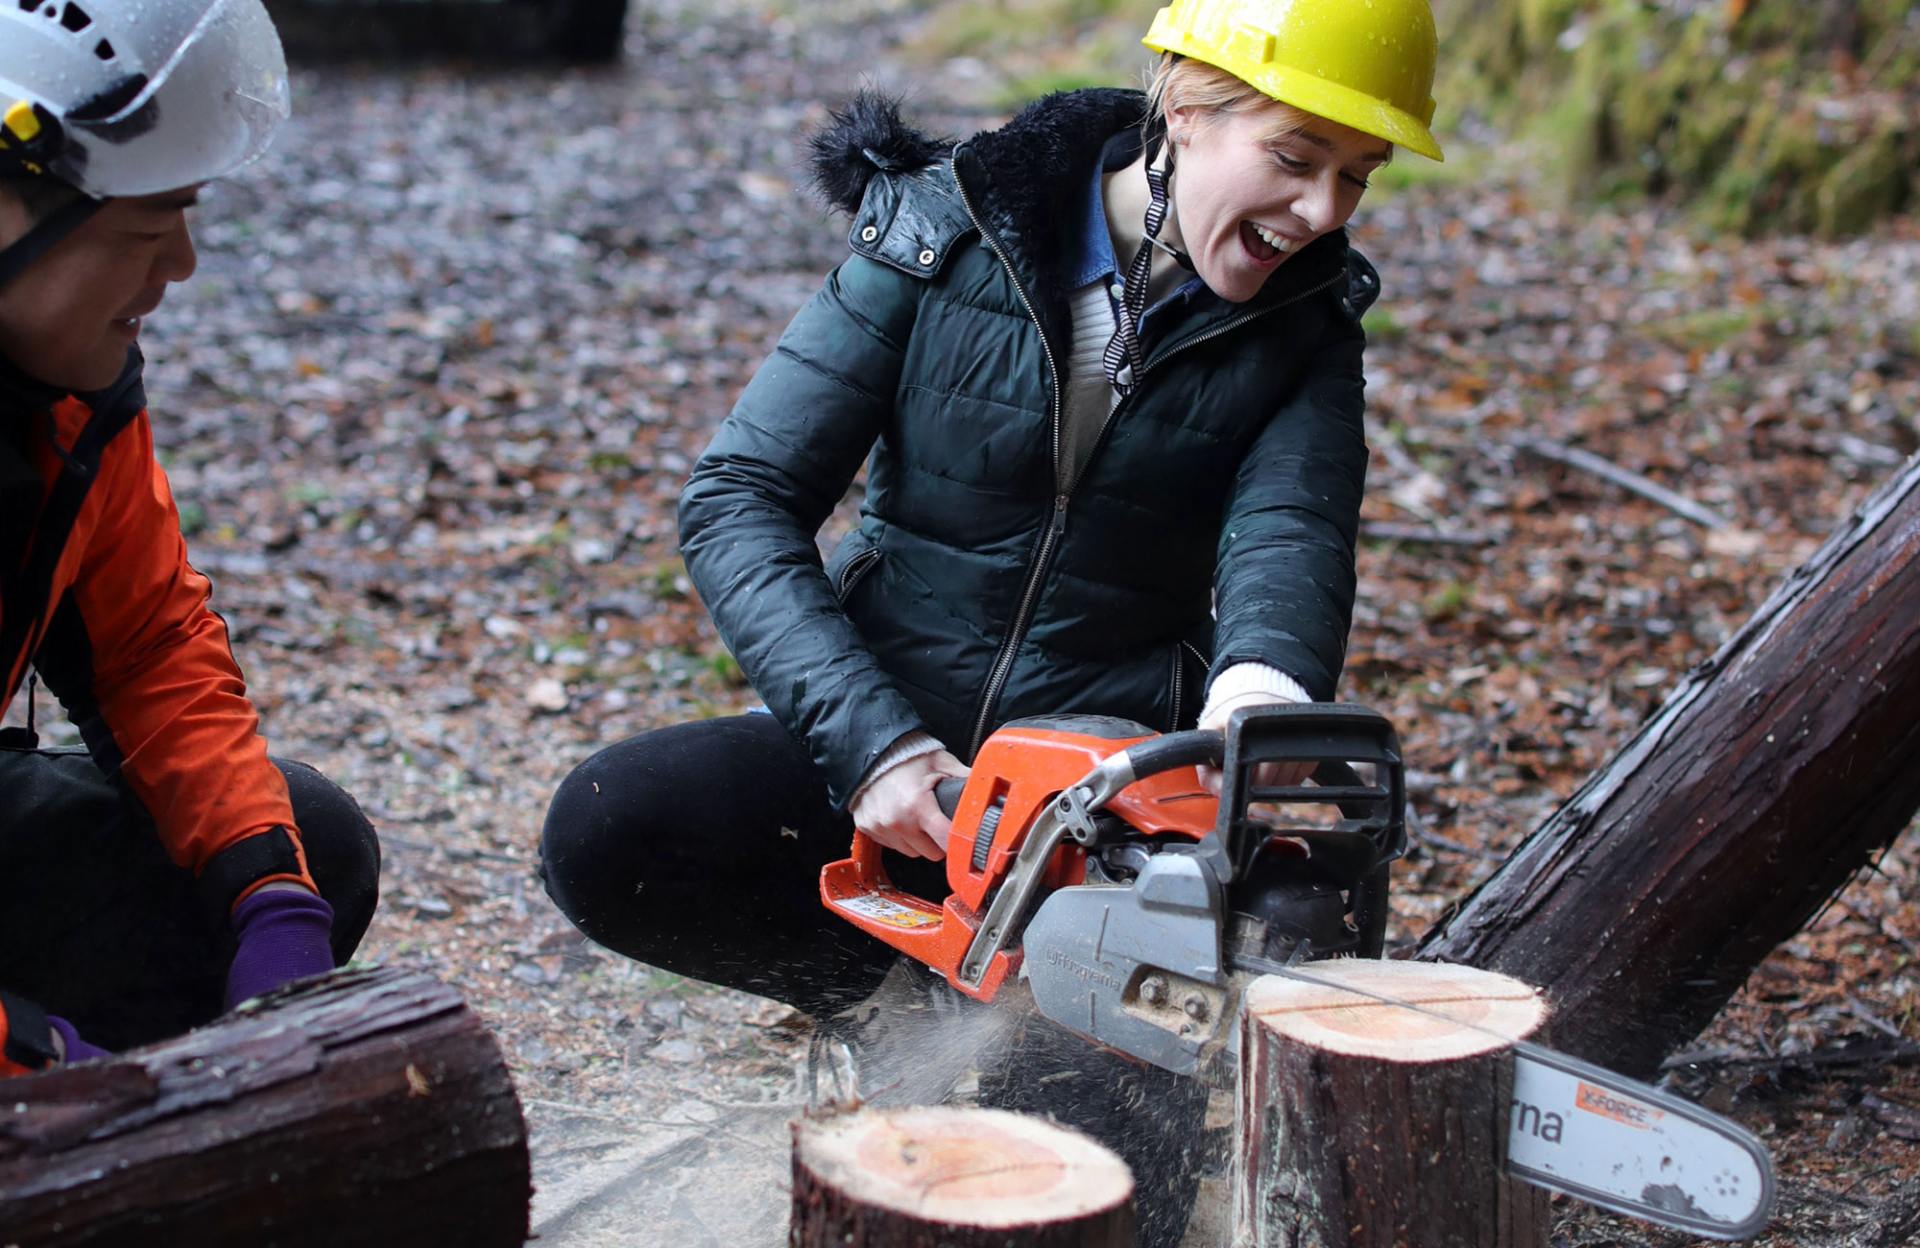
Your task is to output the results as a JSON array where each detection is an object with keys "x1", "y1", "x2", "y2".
[
  {"x1": 1197, "y1": 664, "x2": 1314, "y2": 795},
  {"x1": 850, "y1": 746, "x2": 970, "y2": 860}
]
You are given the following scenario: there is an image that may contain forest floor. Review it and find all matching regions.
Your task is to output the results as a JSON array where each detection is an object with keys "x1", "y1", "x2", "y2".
[{"x1": 17, "y1": 0, "x2": 1920, "y2": 1241}]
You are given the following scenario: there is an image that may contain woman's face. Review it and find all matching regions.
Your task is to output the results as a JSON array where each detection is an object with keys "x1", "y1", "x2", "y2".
[{"x1": 1167, "y1": 103, "x2": 1391, "y2": 304}]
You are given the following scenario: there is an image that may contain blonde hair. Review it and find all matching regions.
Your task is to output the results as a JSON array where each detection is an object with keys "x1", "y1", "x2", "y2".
[{"x1": 1144, "y1": 54, "x2": 1312, "y2": 147}]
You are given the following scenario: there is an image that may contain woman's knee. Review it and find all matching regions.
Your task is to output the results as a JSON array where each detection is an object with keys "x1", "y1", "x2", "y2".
[
  {"x1": 274, "y1": 758, "x2": 380, "y2": 961},
  {"x1": 540, "y1": 744, "x2": 654, "y2": 933}
]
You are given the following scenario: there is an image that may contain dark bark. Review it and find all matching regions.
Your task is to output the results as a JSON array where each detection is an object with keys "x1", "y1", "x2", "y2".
[
  {"x1": 789, "y1": 1104, "x2": 1133, "y2": 1247},
  {"x1": 1419, "y1": 452, "x2": 1920, "y2": 1077},
  {"x1": 0, "y1": 967, "x2": 530, "y2": 1247},
  {"x1": 1234, "y1": 961, "x2": 1550, "y2": 1248}
]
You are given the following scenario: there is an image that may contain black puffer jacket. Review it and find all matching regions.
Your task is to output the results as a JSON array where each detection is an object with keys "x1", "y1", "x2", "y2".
[{"x1": 679, "y1": 89, "x2": 1379, "y2": 807}]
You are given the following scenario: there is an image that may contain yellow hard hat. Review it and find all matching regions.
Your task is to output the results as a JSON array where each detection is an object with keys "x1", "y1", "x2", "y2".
[{"x1": 1143, "y1": 0, "x2": 1444, "y2": 162}]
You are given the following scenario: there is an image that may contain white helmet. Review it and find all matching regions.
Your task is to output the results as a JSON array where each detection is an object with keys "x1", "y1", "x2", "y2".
[{"x1": 0, "y1": 0, "x2": 290, "y2": 198}]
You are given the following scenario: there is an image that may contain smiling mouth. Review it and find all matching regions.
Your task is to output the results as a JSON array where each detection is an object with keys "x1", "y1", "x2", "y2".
[{"x1": 1240, "y1": 221, "x2": 1300, "y2": 264}]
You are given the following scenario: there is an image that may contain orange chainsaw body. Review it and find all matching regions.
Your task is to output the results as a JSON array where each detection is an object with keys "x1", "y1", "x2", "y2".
[{"x1": 819, "y1": 723, "x2": 1220, "y2": 1002}]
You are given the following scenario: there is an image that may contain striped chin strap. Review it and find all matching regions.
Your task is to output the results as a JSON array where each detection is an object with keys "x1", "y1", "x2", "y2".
[{"x1": 1102, "y1": 135, "x2": 1190, "y2": 397}]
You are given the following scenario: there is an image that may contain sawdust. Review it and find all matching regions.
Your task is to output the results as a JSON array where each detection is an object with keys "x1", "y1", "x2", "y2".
[{"x1": 822, "y1": 984, "x2": 1029, "y2": 1111}]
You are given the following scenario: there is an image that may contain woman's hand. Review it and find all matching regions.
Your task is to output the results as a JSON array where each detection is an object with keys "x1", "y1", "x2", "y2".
[
  {"x1": 1197, "y1": 688, "x2": 1314, "y2": 796},
  {"x1": 850, "y1": 749, "x2": 970, "y2": 860}
]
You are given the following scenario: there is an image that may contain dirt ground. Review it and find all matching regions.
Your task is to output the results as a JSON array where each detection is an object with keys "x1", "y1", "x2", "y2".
[{"x1": 13, "y1": 0, "x2": 1919, "y2": 1242}]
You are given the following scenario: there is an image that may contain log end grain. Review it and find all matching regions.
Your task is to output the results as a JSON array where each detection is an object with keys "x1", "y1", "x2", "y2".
[
  {"x1": 791, "y1": 1104, "x2": 1133, "y2": 1244},
  {"x1": 1244, "y1": 958, "x2": 1548, "y2": 1062}
]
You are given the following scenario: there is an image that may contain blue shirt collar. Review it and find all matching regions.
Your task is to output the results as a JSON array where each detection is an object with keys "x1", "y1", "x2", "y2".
[
  {"x1": 1074, "y1": 134, "x2": 1207, "y2": 329},
  {"x1": 1068, "y1": 155, "x2": 1120, "y2": 290}
]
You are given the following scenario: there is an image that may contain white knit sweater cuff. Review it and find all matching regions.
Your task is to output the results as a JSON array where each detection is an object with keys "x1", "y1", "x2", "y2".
[
  {"x1": 850, "y1": 730, "x2": 944, "y2": 806},
  {"x1": 1201, "y1": 662, "x2": 1312, "y2": 726}
]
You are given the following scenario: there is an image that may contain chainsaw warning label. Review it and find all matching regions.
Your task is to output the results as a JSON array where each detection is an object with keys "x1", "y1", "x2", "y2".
[{"x1": 837, "y1": 894, "x2": 941, "y2": 930}]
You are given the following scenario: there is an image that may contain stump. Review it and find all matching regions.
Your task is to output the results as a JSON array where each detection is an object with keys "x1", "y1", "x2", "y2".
[
  {"x1": 0, "y1": 967, "x2": 530, "y2": 1247},
  {"x1": 1236, "y1": 959, "x2": 1551, "y2": 1248},
  {"x1": 790, "y1": 1104, "x2": 1134, "y2": 1247}
]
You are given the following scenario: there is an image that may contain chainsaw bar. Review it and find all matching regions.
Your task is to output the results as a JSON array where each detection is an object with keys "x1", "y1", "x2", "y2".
[{"x1": 1243, "y1": 962, "x2": 1776, "y2": 1240}]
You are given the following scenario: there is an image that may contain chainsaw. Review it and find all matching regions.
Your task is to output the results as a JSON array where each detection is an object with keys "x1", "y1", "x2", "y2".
[
  {"x1": 822, "y1": 703, "x2": 1405, "y2": 1088},
  {"x1": 820, "y1": 702, "x2": 1776, "y2": 1240}
]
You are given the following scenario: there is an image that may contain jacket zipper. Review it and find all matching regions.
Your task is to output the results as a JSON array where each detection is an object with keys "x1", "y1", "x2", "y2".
[
  {"x1": 1168, "y1": 643, "x2": 1184, "y2": 732},
  {"x1": 834, "y1": 546, "x2": 881, "y2": 602},
  {"x1": 1176, "y1": 640, "x2": 1209, "y2": 729},
  {"x1": 953, "y1": 152, "x2": 1071, "y2": 758},
  {"x1": 953, "y1": 144, "x2": 1346, "y2": 753}
]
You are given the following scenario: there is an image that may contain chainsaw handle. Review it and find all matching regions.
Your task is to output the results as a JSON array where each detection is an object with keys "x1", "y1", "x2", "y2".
[
  {"x1": 1119, "y1": 728, "x2": 1224, "y2": 780},
  {"x1": 932, "y1": 730, "x2": 1219, "y2": 821},
  {"x1": 935, "y1": 776, "x2": 966, "y2": 819}
]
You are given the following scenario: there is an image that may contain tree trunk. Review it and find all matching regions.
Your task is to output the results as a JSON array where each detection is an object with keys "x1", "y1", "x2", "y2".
[
  {"x1": 0, "y1": 967, "x2": 530, "y2": 1247},
  {"x1": 1420, "y1": 452, "x2": 1920, "y2": 1077},
  {"x1": 789, "y1": 1104, "x2": 1133, "y2": 1247},
  {"x1": 1235, "y1": 959, "x2": 1551, "y2": 1248}
]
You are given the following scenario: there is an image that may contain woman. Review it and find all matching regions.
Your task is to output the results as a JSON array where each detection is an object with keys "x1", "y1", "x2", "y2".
[{"x1": 544, "y1": 0, "x2": 1441, "y2": 1239}]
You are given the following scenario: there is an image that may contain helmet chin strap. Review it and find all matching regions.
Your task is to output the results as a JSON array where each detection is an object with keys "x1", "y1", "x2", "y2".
[
  {"x1": 0, "y1": 192, "x2": 101, "y2": 292},
  {"x1": 1103, "y1": 129, "x2": 1196, "y2": 395},
  {"x1": 1142, "y1": 132, "x2": 1194, "y2": 274}
]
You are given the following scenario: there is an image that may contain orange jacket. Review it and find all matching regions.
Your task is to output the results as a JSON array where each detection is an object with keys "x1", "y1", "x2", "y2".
[{"x1": 1, "y1": 354, "x2": 314, "y2": 998}]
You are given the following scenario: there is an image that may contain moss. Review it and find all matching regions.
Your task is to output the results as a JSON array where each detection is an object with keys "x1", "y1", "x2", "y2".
[{"x1": 1430, "y1": 0, "x2": 1919, "y2": 236}]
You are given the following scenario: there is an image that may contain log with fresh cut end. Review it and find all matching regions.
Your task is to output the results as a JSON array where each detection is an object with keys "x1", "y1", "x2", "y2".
[
  {"x1": 1236, "y1": 958, "x2": 1552, "y2": 1248},
  {"x1": 790, "y1": 1103, "x2": 1134, "y2": 1247}
]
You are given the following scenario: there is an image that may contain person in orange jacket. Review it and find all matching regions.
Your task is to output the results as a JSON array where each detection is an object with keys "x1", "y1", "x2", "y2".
[{"x1": 0, "y1": 0, "x2": 378, "y2": 1077}]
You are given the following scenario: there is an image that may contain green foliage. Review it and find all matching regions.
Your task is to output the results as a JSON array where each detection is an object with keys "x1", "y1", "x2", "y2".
[
  {"x1": 1643, "y1": 304, "x2": 1773, "y2": 352},
  {"x1": 909, "y1": 0, "x2": 1148, "y2": 108},
  {"x1": 703, "y1": 647, "x2": 746, "y2": 688},
  {"x1": 648, "y1": 557, "x2": 690, "y2": 600},
  {"x1": 1361, "y1": 305, "x2": 1407, "y2": 343},
  {"x1": 1438, "y1": 0, "x2": 1920, "y2": 237},
  {"x1": 1423, "y1": 579, "x2": 1471, "y2": 622}
]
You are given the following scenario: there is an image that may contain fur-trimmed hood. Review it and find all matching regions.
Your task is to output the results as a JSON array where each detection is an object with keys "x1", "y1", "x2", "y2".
[
  {"x1": 807, "y1": 92, "x2": 956, "y2": 217},
  {"x1": 807, "y1": 89, "x2": 1154, "y2": 312}
]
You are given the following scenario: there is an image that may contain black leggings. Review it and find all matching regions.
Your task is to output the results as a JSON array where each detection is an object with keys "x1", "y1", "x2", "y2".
[
  {"x1": 0, "y1": 746, "x2": 380, "y2": 1051},
  {"x1": 539, "y1": 713, "x2": 946, "y2": 1016},
  {"x1": 541, "y1": 714, "x2": 1211, "y2": 1248}
]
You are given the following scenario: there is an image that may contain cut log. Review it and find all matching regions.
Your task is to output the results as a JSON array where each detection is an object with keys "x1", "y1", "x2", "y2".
[
  {"x1": 1236, "y1": 959, "x2": 1551, "y2": 1248},
  {"x1": 0, "y1": 967, "x2": 530, "y2": 1247},
  {"x1": 789, "y1": 1104, "x2": 1133, "y2": 1247},
  {"x1": 1420, "y1": 451, "x2": 1920, "y2": 1078}
]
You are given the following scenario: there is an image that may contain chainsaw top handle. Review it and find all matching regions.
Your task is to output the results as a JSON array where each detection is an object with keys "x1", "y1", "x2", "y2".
[
  {"x1": 1204, "y1": 702, "x2": 1405, "y2": 891},
  {"x1": 932, "y1": 728, "x2": 1223, "y2": 821},
  {"x1": 935, "y1": 706, "x2": 1402, "y2": 883}
]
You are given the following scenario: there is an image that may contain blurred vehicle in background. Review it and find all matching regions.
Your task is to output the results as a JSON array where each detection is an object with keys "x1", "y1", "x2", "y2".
[{"x1": 267, "y1": 0, "x2": 631, "y2": 64}]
